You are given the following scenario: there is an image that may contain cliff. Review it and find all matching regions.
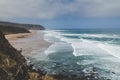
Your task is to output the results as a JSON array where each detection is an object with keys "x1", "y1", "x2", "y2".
[
  {"x1": 0, "y1": 31, "x2": 46, "y2": 80},
  {"x1": 0, "y1": 25, "x2": 30, "y2": 34},
  {"x1": 0, "y1": 21, "x2": 45, "y2": 30},
  {"x1": 0, "y1": 31, "x2": 27, "y2": 80}
]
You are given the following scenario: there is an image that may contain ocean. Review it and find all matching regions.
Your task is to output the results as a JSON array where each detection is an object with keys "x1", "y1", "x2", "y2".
[{"x1": 30, "y1": 29, "x2": 120, "y2": 80}]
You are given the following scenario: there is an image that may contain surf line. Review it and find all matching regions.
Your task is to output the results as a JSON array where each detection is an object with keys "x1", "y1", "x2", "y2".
[{"x1": 98, "y1": 44, "x2": 120, "y2": 59}]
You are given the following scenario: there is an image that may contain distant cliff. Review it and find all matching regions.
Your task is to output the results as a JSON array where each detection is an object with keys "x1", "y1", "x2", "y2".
[
  {"x1": 0, "y1": 25, "x2": 30, "y2": 34},
  {"x1": 0, "y1": 21, "x2": 45, "y2": 30}
]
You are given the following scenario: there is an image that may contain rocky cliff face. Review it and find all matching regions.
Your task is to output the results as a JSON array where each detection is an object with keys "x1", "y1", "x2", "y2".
[
  {"x1": 0, "y1": 31, "x2": 45, "y2": 80},
  {"x1": 0, "y1": 31, "x2": 27, "y2": 80}
]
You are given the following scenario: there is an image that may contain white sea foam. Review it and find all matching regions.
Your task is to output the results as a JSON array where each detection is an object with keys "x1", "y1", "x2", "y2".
[
  {"x1": 62, "y1": 36, "x2": 120, "y2": 58},
  {"x1": 44, "y1": 30, "x2": 75, "y2": 55},
  {"x1": 45, "y1": 42, "x2": 73, "y2": 55},
  {"x1": 44, "y1": 30, "x2": 102, "y2": 57},
  {"x1": 77, "y1": 60, "x2": 96, "y2": 65},
  {"x1": 44, "y1": 30, "x2": 120, "y2": 60},
  {"x1": 44, "y1": 30, "x2": 64, "y2": 43},
  {"x1": 71, "y1": 39, "x2": 105, "y2": 56},
  {"x1": 98, "y1": 43, "x2": 120, "y2": 59}
]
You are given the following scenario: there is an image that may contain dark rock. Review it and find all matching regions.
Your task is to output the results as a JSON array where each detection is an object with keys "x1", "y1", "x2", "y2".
[{"x1": 112, "y1": 72, "x2": 115, "y2": 74}]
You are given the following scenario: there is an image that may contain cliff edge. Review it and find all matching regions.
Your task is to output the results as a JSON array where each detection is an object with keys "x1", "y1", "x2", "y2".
[
  {"x1": 0, "y1": 25, "x2": 30, "y2": 34},
  {"x1": 0, "y1": 31, "x2": 28, "y2": 80}
]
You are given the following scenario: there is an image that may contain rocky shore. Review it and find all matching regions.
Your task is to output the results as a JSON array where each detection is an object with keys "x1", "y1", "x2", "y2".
[{"x1": 0, "y1": 30, "x2": 112, "y2": 80}]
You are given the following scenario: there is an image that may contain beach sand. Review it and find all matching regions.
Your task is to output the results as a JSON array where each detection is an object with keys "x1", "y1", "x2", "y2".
[
  {"x1": 5, "y1": 30, "x2": 51, "y2": 59},
  {"x1": 5, "y1": 30, "x2": 36, "y2": 40}
]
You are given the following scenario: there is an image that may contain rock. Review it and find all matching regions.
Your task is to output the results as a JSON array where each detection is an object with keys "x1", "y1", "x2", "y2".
[
  {"x1": 112, "y1": 72, "x2": 115, "y2": 74},
  {"x1": 0, "y1": 31, "x2": 28, "y2": 80}
]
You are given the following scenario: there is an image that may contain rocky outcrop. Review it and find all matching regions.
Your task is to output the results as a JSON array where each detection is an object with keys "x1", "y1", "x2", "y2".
[
  {"x1": 0, "y1": 31, "x2": 27, "y2": 80},
  {"x1": 0, "y1": 21, "x2": 45, "y2": 30}
]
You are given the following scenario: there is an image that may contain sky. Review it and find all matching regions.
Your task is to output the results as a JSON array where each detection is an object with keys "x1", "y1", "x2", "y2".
[{"x1": 0, "y1": 0, "x2": 120, "y2": 29}]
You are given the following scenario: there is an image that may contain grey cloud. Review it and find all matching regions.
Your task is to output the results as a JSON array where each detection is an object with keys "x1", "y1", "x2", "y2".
[{"x1": 0, "y1": 0, "x2": 120, "y2": 19}]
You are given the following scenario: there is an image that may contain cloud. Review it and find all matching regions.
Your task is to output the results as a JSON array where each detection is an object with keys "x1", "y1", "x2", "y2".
[{"x1": 0, "y1": 0, "x2": 120, "y2": 19}]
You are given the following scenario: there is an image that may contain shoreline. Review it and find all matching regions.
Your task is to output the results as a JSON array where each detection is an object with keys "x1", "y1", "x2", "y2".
[
  {"x1": 5, "y1": 30, "x2": 52, "y2": 57},
  {"x1": 2, "y1": 30, "x2": 111, "y2": 80},
  {"x1": 5, "y1": 30, "x2": 36, "y2": 40}
]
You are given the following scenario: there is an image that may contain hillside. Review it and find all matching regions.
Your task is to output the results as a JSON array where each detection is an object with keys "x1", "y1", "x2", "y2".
[
  {"x1": 0, "y1": 31, "x2": 48, "y2": 80},
  {"x1": 0, "y1": 31, "x2": 27, "y2": 80},
  {"x1": 0, "y1": 25, "x2": 30, "y2": 34},
  {"x1": 0, "y1": 21, "x2": 45, "y2": 30}
]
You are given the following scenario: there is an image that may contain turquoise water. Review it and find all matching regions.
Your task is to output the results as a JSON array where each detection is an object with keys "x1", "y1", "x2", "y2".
[{"x1": 31, "y1": 29, "x2": 120, "y2": 80}]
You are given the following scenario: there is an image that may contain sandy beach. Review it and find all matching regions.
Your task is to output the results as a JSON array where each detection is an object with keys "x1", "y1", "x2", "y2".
[
  {"x1": 5, "y1": 30, "x2": 52, "y2": 59},
  {"x1": 5, "y1": 30, "x2": 36, "y2": 40}
]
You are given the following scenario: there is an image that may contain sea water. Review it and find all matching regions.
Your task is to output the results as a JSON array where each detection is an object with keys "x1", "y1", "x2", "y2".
[{"x1": 30, "y1": 29, "x2": 120, "y2": 80}]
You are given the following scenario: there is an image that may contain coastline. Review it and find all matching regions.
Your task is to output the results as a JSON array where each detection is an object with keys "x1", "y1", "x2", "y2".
[
  {"x1": 1, "y1": 30, "x2": 111, "y2": 80},
  {"x1": 5, "y1": 30, "x2": 36, "y2": 40}
]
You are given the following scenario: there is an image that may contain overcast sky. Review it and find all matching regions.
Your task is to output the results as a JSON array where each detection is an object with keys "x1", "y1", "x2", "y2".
[{"x1": 0, "y1": 0, "x2": 120, "y2": 29}]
